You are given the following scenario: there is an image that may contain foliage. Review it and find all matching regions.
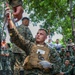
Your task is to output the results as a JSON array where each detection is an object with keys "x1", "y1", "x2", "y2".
[
  {"x1": 0, "y1": 0, "x2": 75, "y2": 42},
  {"x1": 22, "y1": 0, "x2": 75, "y2": 42}
]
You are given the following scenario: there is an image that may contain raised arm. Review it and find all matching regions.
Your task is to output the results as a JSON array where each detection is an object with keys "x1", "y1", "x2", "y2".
[{"x1": 5, "y1": 7, "x2": 31, "y2": 55}]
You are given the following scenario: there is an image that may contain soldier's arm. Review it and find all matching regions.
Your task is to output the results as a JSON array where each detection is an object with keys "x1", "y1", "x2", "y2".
[
  {"x1": 7, "y1": 0, "x2": 22, "y2": 7},
  {"x1": 8, "y1": 20, "x2": 32, "y2": 55}
]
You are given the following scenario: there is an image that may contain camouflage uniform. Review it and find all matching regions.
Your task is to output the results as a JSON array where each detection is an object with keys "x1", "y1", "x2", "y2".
[
  {"x1": 63, "y1": 56, "x2": 73, "y2": 64},
  {"x1": 66, "y1": 42, "x2": 74, "y2": 56},
  {"x1": 49, "y1": 48, "x2": 62, "y2": 75},
  {"x1": 12, "y1": 24, "x2": 33, "y2": 75},
  {"x1": 8, "y1": 27, "x2": 62, "y2": 75},
  {"x1": 17, "y1": 24, "x2": 33, "y2": 42},
  {"x1": 60, "y1": 64, "x2": 72, "y2": 75},
  {"x1": 59, "y1": 50, "x2": 66, "y2": 63},
  {"x1": 6, "y1": 0, "x2": 23, "y2": 75},
  {"x1": 0, "y1": 47, "x2": 13, "y2": 75},
  {"x1": 0, "y1": 0, "x2": 22, "y2": 74},
  {"x1": 71, "y1": 47, "x2": 75, "y2": 56},
  {"x1": 70, "y1": 56, "x2": 75, "y2": 75},
  {"x1": 72, "y1": 51, "x2": 75, "y2": 56},
  {"x1": 13, "y1": 24, "x2": 33, "y2": 55}
]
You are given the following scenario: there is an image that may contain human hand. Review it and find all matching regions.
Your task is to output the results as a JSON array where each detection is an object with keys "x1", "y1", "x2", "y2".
[
  {"x1": 5, "y1": 7, "x2": 11, "y2": 21},
  {"x1": 5, "y1": 7, "x2": 15, "y2": 29},
  {"x1": 13, "y1": 6, "x2": 23, "y2": 21}
]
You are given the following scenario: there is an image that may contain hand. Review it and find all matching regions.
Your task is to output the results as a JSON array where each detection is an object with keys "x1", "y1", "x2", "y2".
[
  {"x1": 5, "y1": 7, "x2": 11, "y2": 20},
  {"x1": 13, "y1": 6, "x2": 23, "y2": 21},
  {"x1": 5, "y1": 7, "x2": 14, "y2": 29}
]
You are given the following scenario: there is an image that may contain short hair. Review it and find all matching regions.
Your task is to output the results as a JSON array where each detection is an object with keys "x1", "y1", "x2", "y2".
[
  {"x1": 22, "y1": 17, "x2": 29, "y2": 21},
  {"x1": 38, "y1": 28, "x2": 48, "y2": 35},
  {"x1": 66, "y1": 50, "x2": 71, "y2": 53}
]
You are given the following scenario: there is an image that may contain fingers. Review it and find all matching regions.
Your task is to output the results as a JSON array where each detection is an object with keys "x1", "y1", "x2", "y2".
[
  {"x1": 5, "y1": 7, "x2": 11, "y2": 20},
  {"x1": 13, "y1": 6, "x2": 23, "y2": 21}
]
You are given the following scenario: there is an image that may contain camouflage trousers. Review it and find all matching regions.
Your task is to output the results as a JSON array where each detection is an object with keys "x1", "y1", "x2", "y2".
[{"x1": 24, "y1": 68, "x2": 52, "y2": 75}]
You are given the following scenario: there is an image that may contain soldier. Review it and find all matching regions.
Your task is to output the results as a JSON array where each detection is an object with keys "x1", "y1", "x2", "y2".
[
  {"x1": 6, "y1": 12, "x2": 62, "y2": 75},
  {"x1": 66, "y1": 39, "x2": 74, "y2": 55},
  {"x1": 0, "y1": 41, "x2": 13, "y2": 75},
  {"x1": 7, "y1": 0, "x2": 23, "y2": 21},
  {"x1": 63, "y1": 50, "x2": 73, "y2": 64},
  {"x1": 60, "y1": 60, "x2": 72, "y2": 75},
  {"x1": 17, "y1": 17, "x2": 34, "y2": 41},
  {"x1": 0, "y1": 0, "x2": 23, "y2": 74},
  {"x1": 71, "y1": 45, "x2": 75, "y2": 56},
  {"x1": 59, "y1": 46, "x2": 66, "y2": 63}
]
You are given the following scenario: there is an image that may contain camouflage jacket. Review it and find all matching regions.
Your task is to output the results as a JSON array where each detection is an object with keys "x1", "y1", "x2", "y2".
[
  {"x1": 7, "y1": 0, "x2": 22, "y2": 7},
  {"x1": 60, "y1": 64, "x2": 72, "y2": 75},
  {"x1": 63, "y1": 56, "x2": 74, "y2": 64},
  {"x1": 12, "y1": 24, "x2": 33, "y2": 53},
  {"x1": 9, "y1": 27, "x2": 59, "y2": 57},
  {"x1": 8, "y1": 27, "x2": 61, "y2": 73},
  {"x1": 17, "y1": 25, "x2": 33, "y2": 42}
]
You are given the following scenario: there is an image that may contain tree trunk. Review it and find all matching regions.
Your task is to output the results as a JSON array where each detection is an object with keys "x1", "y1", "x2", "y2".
[{"x1": 69, "y1": 0, "x2": 75, "y2": 43}]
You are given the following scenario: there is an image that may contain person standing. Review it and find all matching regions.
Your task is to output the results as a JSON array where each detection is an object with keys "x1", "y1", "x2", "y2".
[
  {"x1": 54, "y1": 39, "x2": 62, "y2": 53},
  {"x1": 0, "y1": 41, "x2": 13, "y2": 75},
  {"x1": 6, "y1": 11, "x2": 62, "y2": 74},
  {"x1": 47, "y1": 38, "x2": 54, "y2": 49}
]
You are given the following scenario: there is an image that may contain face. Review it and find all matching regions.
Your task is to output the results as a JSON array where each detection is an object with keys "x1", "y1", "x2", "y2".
[
  {"x1": 22, "y1": 19, "x2": 29, "y2": 26},
  {"x1": 35, "y1": 30, "x2": 47, "y2": 44},
  {"x1": 56, "y1": 39, "x2": 59, "y2": 44},
  {"x1": 61, "y1": 48, "x2": 65, "y2": 51},
  {"x1": 66, "y1": 52, "x2": 70, "y2": 56},
  {"x1": 69, "y1": 39, "x2": 72, "y2": 43},
  {"x1": 65, "y1": 60, "x2": 70, "y2": 65}
]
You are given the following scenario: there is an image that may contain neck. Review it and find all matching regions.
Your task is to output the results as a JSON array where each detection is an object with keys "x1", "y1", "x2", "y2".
[
  {"x1": 65, "y1": 64, "x2": 69, "y2": 66},
  {"x1": 36, "y1": 42, "x2": 45, "y2": 45}
]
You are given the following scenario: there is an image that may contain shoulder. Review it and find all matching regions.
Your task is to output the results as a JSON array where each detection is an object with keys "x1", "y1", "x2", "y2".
[{"x1": 17, "y1": 25, "x2": 24, "y2": 28}]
